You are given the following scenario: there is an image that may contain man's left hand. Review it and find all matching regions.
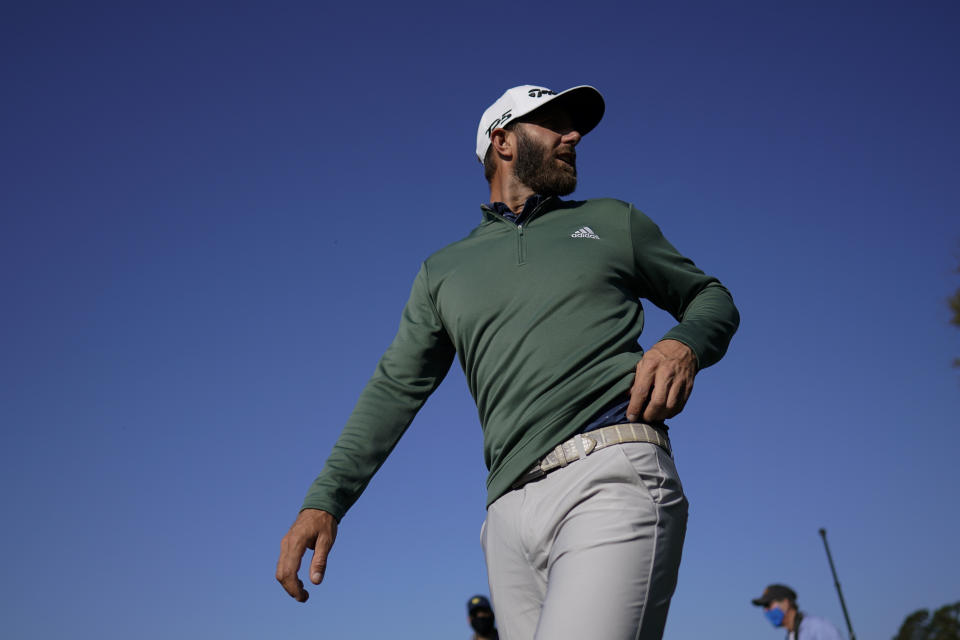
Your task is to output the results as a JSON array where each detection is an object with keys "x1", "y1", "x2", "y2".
[{"x1": 626, "y1": 339, "x2": 697, "y2": 423}]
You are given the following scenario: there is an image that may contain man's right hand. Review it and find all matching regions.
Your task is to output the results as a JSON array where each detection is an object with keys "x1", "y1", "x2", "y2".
[{"x1": 276, "y1": 508, "x2": 339, "y2": 603}]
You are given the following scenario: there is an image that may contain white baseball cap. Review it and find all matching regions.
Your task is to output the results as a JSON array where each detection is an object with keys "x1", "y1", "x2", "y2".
[{"x1": 475, "y1": 85, "x2": 605, "y2": 162}]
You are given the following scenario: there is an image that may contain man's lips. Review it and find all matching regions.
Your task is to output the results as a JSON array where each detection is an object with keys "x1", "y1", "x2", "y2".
[{"x1": 556, "y1": 152, "x2": 576, "y2": 167}]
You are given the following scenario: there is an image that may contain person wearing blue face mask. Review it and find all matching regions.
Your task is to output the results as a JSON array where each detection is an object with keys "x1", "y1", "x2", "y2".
[
  {"x1": 466, "y1": 595, "x2": 499, "y2": 640},
  {"x1": 751, "y1": 584, "x2": 845, "y2": 640}
]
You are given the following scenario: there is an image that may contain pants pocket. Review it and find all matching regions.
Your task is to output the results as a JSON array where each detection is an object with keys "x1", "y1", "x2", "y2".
[{"x1": 613, "y1": 442, "x2": 686, "y2": 507}]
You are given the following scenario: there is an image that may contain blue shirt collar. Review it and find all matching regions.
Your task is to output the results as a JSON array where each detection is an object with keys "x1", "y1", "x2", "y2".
[{"x1": 486, "y1": 194, "x2": 546, "y2": 224}]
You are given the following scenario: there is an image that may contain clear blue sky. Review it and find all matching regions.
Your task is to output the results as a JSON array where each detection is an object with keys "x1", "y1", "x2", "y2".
[{"x1": 2, "y1": 2, "x2": 957, "y2": 638}]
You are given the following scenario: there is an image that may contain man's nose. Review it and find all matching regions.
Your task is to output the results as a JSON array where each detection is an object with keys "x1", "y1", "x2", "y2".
[{"x1": 562, "y1": 129, "x2": 582, "y2": 146}]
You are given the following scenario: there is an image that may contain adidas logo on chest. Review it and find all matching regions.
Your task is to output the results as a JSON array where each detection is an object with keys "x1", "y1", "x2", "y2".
[{"x1": 570, "y1": 226, "x2": 600, "y2": 239}]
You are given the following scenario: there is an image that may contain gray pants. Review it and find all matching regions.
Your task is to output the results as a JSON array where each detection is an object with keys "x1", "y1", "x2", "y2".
[{"x1": 481, "y1": 442, "x2": 688, "y2": 640}]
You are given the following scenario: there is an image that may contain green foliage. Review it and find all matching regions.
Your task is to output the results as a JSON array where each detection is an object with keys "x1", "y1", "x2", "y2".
[
  {"x1": 952, "y1": 260, "x2": 960, "y2": 367},
  {"x1": 951, "y1": 287, "x2": 960, "y2": 328},
  {"x1": 952, "y1": 288, "x2": 960, "y2": 328},
  {"x1": 894, "y1": 602, "x2": 960, "y2": 640}
]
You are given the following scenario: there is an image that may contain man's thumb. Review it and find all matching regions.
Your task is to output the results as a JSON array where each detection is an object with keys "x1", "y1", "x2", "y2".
[{"x1": 310, "y1": 541, "x2": 328, "y2": 584}]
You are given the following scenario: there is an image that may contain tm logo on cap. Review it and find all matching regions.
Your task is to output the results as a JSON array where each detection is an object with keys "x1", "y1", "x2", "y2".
[{"x1": 528, "y1": 88, "x2": 557, "y2": 98}]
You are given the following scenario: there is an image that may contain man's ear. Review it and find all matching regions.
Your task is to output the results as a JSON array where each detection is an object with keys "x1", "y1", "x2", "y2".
[{"x1": 490, "y1": 127, "x2": 515, "y2": 160}]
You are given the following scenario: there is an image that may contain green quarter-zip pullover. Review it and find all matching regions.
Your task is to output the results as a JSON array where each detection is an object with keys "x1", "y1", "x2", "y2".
[{"x1": 302, "y1": 197, "x2": 739, "y2": 519}]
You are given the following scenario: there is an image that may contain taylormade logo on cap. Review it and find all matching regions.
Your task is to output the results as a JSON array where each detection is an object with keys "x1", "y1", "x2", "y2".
[{"x1": 475, "y1": 85, "x2": 606, "y2": 163}]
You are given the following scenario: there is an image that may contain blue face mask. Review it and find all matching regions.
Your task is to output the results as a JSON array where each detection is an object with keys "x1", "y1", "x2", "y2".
[{"x1": 765, "y1": 607, "x2": 785, "y2": 628}]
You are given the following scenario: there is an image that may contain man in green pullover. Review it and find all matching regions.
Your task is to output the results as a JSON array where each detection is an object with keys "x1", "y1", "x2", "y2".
[{"x1": 277, "y1": 85, "x2": 740, "y2": 639}]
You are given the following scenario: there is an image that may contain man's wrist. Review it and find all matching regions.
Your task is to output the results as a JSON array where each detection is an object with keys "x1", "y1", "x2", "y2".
[{"x1": 653, "y1": 338, "x2": 698, "y2": 369}]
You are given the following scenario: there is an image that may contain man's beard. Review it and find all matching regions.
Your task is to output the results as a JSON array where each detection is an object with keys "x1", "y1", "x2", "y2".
[{"x1": 513, "y1": 127, "x2": 577, "y2": 197}]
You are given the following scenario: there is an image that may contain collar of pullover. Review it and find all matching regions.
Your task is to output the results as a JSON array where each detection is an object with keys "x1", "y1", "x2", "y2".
[{"x1": 482, "y1": 194, "x2": 555, "y2": 225}]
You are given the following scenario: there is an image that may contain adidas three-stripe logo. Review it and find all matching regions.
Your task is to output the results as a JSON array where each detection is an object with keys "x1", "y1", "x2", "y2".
[{"x1": 570, "y1": 226, "x2": 600, "y2": 239}]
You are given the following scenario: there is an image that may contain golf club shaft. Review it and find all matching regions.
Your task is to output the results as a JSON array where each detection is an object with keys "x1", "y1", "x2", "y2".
[{"x1": 818, "y1": 528, "x2": 856, "y2": 640}]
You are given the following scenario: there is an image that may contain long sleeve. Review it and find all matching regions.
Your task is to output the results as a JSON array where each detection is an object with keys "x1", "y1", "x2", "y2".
[
  {"x1": 301, "y1": 263, "x2": 456, "y2": 520},
  {"x1": 628, "y1": 205, "x2": 740, "y2": 369}
]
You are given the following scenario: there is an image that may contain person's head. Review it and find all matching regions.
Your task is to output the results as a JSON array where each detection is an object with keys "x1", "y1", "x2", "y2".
[
  {"x1": 751, "y1": 584, "x2": 798, "y2": 628},
  {"x1": 476, "y1": 85, "x2": 605, "y2": 195},
  {"x1": 467, "y1": 594, "x2": 496, "y2": 636}
]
